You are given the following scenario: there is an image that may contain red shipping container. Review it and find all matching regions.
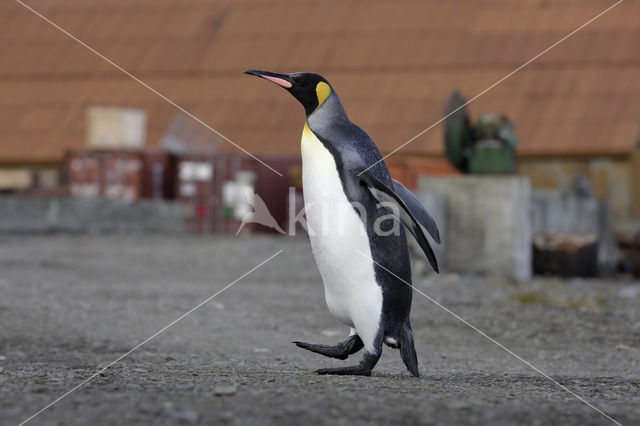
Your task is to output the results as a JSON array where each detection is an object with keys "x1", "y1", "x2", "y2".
[
  {"x1": 176, "y1": 153, "x2": 218, "y2": 234},
  {"x1": 142, "y1": 149, "x2": 177, "y2": 200},
  {"x1": 67, "y1": 151, "x2": 101, "y2": 198},
  {"x1": 67, "y1": 149, "x2": 301, "y2": 234},
  {"x1": 101, "y1": 151, "x2": 144, "y2": 202},
  {"x1": 253, "y1": 155, "x2": 302, "y2": 235},
  {"x1": 176, "y1": 152, "x2": 301, "y2": 235},
  {"x1": 68, "y1": 149, "x2": 180, "y2": 202}
]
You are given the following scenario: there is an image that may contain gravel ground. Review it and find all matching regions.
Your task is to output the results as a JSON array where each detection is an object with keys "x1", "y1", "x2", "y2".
[{"x1": 1, "y1": 234, "x2": 639, "y2": 425}]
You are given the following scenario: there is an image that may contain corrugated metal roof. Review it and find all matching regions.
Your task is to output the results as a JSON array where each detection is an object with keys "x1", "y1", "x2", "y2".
[{"x1": 1, "y1": 0, "x2": 639, "y2": 163}]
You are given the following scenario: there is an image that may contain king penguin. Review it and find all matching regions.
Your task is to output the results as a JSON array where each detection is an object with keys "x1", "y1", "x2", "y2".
[{"x1": 244, "y1": 70, "x2": 440, "y2": 377}]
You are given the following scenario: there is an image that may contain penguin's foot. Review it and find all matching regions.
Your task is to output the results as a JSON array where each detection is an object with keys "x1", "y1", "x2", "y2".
[
  {"x1": 293, "y1": 334, "x2": 364, "y2": 360},
  {"x1": 314, "y1": 350, "x2": 380, "y2": 376}
]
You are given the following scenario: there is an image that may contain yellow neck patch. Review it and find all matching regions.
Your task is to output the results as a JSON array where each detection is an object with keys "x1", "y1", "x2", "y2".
[
  {"x1": 315, "y1": 82, "x2": 331, "y2": 111},
  {"x1": 303, "y1": 122, "x2": 313, "y2": 137}
]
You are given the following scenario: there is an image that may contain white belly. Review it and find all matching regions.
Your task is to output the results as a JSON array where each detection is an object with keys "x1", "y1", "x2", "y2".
[{"x1": 301, "y1": 124, "x2": 382, "y2": 353}]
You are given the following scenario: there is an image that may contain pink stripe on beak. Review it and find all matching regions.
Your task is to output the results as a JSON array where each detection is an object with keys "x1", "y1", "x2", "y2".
[{"x1": 261, "y1": 75, "x2": 292, "y2": 88}]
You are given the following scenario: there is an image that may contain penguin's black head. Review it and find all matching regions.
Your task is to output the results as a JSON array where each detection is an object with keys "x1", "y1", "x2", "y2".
[{"x1": 244, "y1": 69, "x2": 332, "y2": 116}]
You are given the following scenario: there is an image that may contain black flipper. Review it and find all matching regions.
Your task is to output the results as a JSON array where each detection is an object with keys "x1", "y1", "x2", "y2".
[
  {"x1": 315, "y1": 350, "x2": 380, "y2": 376},
  {"x1": 293, "y1": 335, "x2": 364, "y2": 360},
  {"x1": 398, "y1": 326, "x2": 420, "y2": 377},
  {"x1": 391, "y1": 179, "x2": 440, "y2": 244},
  {"x1": 359, "y1": 171, "x2": 440, "y2": 273}
]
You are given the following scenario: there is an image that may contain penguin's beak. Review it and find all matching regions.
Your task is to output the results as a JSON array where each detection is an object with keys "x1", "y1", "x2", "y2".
[{"x1": 243, "y1": 69, "x2": 293, "y2": 89}]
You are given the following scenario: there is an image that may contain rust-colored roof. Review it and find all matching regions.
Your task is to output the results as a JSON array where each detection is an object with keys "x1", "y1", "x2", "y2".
[{"x1": 1, "y1": 0, "x2": 639, "y2": 164}]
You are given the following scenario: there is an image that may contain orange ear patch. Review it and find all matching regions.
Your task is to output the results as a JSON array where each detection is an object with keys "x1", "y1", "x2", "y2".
[{"x1": 315, "y1": 82, "x2": 331, "y2": 108}]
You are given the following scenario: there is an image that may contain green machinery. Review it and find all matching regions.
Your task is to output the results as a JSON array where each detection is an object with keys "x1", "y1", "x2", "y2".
[{"x1": 444, "y1": 90, "x2": 520, "y2": 174}]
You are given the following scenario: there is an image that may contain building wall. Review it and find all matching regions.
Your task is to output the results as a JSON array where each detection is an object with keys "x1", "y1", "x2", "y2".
[
  {"x1": 387, "y1": 156, "x2": 459, "y2": 189},
  {"x1": 632, "y1": 148, "x2": 640, "y2": 219},
  {"x1": 518, "y1": 152, "x2": 638, "y2": 226}
]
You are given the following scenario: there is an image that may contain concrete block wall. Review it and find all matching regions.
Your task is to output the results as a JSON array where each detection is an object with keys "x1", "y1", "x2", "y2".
[
  {"x1": 417, "y1": 176, "x2": 532, "y2": 281},
  {"x1": 0, "y1": 196, "x2": 185, "y2": 234},
  {"x1": 415, "y1": 192, "x2": 447, "y2": 271}
]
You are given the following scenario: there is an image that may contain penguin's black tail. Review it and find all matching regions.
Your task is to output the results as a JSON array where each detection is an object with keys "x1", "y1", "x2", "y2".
[{"x1": 398, "y1": 325, "x2": 420, "y2": 378}]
